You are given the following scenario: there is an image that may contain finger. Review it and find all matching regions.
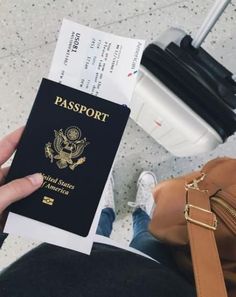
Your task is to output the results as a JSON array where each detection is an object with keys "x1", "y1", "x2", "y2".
[
  {"x1": 0, "y1": 126, "x2": 24, "y2": 166},
  {"x1": 0, "y1": 173, "x2": 43, "y2": 213},
  {"x1": 0, "y1": 166, "x2": 10, "y2": 186}
]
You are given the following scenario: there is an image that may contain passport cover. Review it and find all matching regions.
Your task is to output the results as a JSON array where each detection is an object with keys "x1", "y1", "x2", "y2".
[{"x1": 6, "y1": 78, "x2": 130, "y2": 237}]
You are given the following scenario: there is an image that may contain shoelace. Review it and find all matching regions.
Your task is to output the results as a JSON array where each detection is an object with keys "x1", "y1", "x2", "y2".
[{"x1": 127, "y1": 184, "x2": 153, "y2": 210}]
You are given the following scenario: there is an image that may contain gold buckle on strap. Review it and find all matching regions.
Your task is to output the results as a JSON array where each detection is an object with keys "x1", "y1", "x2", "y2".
[
  {"x1": 184, "y1": 204, "x2": 217, "y2": 231},
  {"x1": 185, "y1": 173, "x2": 208, "y2": 193}
]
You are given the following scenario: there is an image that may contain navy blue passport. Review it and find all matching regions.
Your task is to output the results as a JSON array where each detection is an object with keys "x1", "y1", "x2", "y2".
[{"x1": 6, "y1": 78, "x2": 130, "y2": 237}]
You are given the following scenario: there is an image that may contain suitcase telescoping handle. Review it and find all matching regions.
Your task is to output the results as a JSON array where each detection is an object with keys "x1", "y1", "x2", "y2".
[{"x1": 191, "y1": 0, "x2": 231, "y2": 49}]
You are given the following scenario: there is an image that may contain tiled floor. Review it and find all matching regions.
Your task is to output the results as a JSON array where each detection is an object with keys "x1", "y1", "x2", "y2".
[{"x1": 0, "y1": 0, "x2": 236, "y2": 268}]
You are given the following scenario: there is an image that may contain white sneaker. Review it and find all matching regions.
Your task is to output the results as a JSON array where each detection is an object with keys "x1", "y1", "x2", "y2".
[
  {"x1": 128, "y1": 171, "x2": 157, "y2": 217},
  {"x1": 103, "y1": 174, "x2": 115, "y2": 211}
]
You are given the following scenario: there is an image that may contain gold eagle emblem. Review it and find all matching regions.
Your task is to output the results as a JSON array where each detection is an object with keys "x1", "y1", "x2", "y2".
[{"x1": 45, "y1": 126, "x2": 89, "y2": 170}]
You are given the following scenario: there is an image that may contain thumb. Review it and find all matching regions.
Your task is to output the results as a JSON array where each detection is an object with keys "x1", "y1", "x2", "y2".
[{"x1": 0, "y1": 173, "x2": 43, "y2": 213}]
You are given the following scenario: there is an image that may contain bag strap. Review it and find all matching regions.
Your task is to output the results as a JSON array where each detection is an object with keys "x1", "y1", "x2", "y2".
[{"x1": 185, "y1": 173, "x2": 228, "y2": 297}]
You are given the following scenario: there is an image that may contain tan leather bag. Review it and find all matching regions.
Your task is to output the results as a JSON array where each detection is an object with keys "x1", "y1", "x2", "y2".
[{"x1": 149, "y1": 157, "x2": 236, "y2": 297}]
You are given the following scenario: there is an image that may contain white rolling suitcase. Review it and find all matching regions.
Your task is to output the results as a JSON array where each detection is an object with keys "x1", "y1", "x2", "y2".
[{"x1": 131, "y1": 0, "x2": 236, "y2": 156}]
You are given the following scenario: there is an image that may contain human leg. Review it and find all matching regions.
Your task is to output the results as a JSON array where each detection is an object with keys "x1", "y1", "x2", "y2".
[
  {"x1": 96, "y1": 208, "x2": 115, "y2": 237},
  {"x1": 96, "y1": 175, "x2": 116, "y2": 238},
  {"x1": 128, "y1": 171, "x2": 176, "y2": 269}
]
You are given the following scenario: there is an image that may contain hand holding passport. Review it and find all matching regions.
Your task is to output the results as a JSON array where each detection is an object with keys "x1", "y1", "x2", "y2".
[
  {"x1": 2, "y1": 19, "x2": 145, "y2": 253},
  {"x1": 0, "y1": 128, "x2": 43, "y2": 230},
  {"x1": 5, "y1": 78, "x2": 130, "y2": 237}
]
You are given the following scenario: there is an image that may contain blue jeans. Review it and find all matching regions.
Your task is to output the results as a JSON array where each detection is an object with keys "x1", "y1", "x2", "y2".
[{"x1": 96, "y1": 207, "x2": 176, "y2": 269}]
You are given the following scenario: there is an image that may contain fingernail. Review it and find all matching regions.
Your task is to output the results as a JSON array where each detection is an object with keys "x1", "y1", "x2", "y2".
[{"x1": 27, "y1": 173, "x2": 43, "y2": 186}]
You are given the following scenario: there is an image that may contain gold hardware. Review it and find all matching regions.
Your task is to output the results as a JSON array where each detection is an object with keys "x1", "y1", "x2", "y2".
[
  {"x1": 211, "y1": 197, "x2": 236, "y2": 220},
  {"x1": 184, "y1": 204, "x2": 217, "y2": 230},
  {"x1": 42, "y1": 196, "x2": 54, "y2": 206},
  {"x1": 185, "y1": 173, "x2": 208, "y2": 192}
]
